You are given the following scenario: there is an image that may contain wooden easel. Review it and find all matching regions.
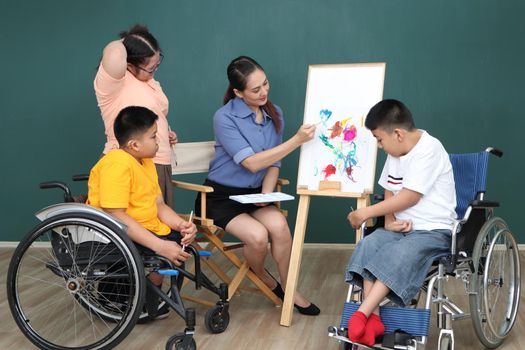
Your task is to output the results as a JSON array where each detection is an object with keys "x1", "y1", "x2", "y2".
[
  {"x1": 280, "y1": 181, "x2": 371, "y2": 327},
  {"x1": 280, "y1": 62, "x2": 384, "y2": 326}
]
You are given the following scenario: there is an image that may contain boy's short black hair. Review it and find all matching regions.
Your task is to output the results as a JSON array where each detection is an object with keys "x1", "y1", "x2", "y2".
[
  {"x1": 365, "y1": 99, "x2": 416, "y2": 132},
  {"x1": 114, "y1": 106, "x2": 158, "y2": 146}
]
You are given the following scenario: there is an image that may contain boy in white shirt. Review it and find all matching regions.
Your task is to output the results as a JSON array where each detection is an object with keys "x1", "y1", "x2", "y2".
[{"x1": 345, "y1": 99, "x2": 456, "y2": 346}]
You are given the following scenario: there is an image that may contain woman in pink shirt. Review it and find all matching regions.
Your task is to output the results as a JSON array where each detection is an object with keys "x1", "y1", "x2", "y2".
[{"x1": 94, "y1": 24, "x2": 177, "y2": 206}]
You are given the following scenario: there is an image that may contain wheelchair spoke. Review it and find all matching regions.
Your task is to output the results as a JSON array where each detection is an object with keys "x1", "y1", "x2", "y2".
[
  {"x1": 8, "y1": 214, "x2": 145, "y2": 349},
  {"x1": 469, "y1": 217, "x2": 520, "y2": 348}
]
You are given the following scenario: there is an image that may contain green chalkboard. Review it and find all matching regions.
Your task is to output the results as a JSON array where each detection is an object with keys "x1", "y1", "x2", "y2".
[{"x1": 1, "y1": 0, "x2": 524, "y2": 244}]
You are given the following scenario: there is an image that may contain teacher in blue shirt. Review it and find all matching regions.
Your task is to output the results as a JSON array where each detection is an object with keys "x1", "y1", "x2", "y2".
[{"x1": 195, "y1": 56, "x2": 319, "y2": 315}]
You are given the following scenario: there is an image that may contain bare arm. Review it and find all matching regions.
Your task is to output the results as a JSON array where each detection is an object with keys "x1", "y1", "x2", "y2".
[
  {"x1": 382, "y1": 190, "x2": 414, "y2": 232},
  {"x1": 253, "y1": 166, "x2": 280, "y2": 207},
  {"x1": 156, "y1": 196, "x2": 197, "y2": 245},
  {"x1": 382, "y1": 190, "x2": 396, "y2": 226},
  {"x1": 347, "y1": 188, "x2": 422, "y2": 229},
  {"x1": 100, "y1": 40, "x2": 128, "y2": 80},
  {"x1": 261, "y1": 166, "x2": 279, "y2": 193},
  {"x1": 103, "y1": 207, "x2": 190, "y2": 265},
  {"x1": 241, "y1": 124, "x2": 315, "y2": 173}
]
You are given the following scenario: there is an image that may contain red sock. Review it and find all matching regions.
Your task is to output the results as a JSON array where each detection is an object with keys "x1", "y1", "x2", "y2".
[
  {"x1": 347, "y1": 311, "x2": 368, "y2": 342},
  {"x1": 356, "y1": 313, "x2": 385, "y2": 346}
]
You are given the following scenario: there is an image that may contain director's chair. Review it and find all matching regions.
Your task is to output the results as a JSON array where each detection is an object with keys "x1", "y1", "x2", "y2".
[{"x1": 171, "y1": 141, "x2": 283, "y2": 306}]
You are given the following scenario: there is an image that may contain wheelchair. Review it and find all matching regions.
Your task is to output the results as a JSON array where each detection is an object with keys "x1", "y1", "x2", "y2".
[
  {"x1": 7, "y1": 176, "x2": 231, "y2": 350},
  {"x1": 328, "y1": 148, "x2": 520, "y2": 350}
]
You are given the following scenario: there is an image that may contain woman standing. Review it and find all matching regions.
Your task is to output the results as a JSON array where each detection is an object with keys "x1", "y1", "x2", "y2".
[
  {"x1": 196, "y1": 56, "x2": 320, "y2": 315},
  {"x1": 94, "y1": 24, "x2": 177, "y2": 206}
]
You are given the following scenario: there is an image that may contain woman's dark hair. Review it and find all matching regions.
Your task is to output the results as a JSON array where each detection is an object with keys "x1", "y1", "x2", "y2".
[
  {"x1": 365, "y1": 99, "x2": 416, "y2": 132},
  {"x1": 114, "y1": 106, "x2": 158, "y2": 146},
  {"x1": 119, "y1": 24, "x2": 160, "y2": 66},
  {"x1": 224, "y1": 56, "x2": 281, "y2": 133}
]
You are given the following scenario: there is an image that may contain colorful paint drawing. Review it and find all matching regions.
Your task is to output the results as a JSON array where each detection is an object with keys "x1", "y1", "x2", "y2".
[
  {"x1": 297, "y1": 63, "x2": 383, "y2": 194},
  {"x1": 317, "y1": 109, "x2": 361, "y2": 182}
]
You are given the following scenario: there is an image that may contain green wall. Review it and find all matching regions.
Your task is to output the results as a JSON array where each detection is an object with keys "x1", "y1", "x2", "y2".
[{"x1": 1, "y1": 0, "x2": 524, "y2": 243}]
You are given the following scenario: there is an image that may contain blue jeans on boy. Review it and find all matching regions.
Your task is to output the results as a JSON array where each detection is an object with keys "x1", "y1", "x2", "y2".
[{"x1": 345, "y1": 228, "x2": 451, "y2": 306}]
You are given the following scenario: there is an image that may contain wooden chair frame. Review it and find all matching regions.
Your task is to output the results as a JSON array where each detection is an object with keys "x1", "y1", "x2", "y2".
[{"x1": 171, "y1": 141, "x2": 286, "y2": 306}]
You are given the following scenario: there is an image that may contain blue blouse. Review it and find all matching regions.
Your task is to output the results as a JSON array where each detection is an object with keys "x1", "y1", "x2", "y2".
[{"x1": 207, "y1": 97, "x2": 284, "y2": 188}]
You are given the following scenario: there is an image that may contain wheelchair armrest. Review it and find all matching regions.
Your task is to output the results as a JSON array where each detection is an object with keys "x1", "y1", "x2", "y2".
[
  {"x1": 470, "y1": 200, "x2": 499, "y2": 208},
  {"x1": 172, "y1": 180, "x2": 214, "y2": 193}
]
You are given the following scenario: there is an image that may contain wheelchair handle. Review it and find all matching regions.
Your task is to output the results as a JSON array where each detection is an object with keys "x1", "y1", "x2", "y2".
[
  {"x1": 485, "y1": 147, "x2": 503, "y2": 158},
  {"x1": 72, "y1": 174, "x2": 89, "y2": 181},
  {"x1": 39, "y1": 181, "x2": 74, "y2": 202}
]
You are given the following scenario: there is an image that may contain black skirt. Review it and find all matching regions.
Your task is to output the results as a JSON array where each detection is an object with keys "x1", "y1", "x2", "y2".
[{"x1": 194, "y1": 179, "x2": 261, "y2": 229}]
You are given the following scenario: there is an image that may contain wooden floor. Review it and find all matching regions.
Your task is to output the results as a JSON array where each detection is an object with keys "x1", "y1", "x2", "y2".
[{"x1": 1, "y1": 246, "x2": 523, "y2": 350}]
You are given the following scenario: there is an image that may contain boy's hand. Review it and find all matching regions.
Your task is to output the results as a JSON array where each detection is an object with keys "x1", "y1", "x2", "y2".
[
  {"x1": 385, "y1": 219, "x2": 412, "y2": 233},
  {"x1": 179, "y1": 221, "x2": 197, "y2": 245},
  {"x1": 347, "y1": 208, "x2": 368, "y2": 229},
  {"x1": 156, "y1": 240, "x2": 191, "y2": 266}
]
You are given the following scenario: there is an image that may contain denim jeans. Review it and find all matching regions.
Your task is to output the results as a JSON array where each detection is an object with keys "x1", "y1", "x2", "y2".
[{"x1": 345, "y1": 228, "x2": 451, "y2": 306}]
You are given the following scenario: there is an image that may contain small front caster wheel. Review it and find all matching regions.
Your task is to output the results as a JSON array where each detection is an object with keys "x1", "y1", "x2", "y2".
[
  {"x1": 204, "y1": 305, "x2": 230, "y2": 333},
  {"x1": 166, "y1": 333, "x2": 197, "y2": 350}
]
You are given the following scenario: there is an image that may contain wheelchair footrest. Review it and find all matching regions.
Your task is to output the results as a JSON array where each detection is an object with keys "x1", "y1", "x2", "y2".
[
  {"x1": 382, "y1": 330, "x2": 414, "y2": 348},
  {"x1": 340, "y1": 302, "x2": 430, "y2": 337},
  {"x1": 157, "y1": 269, "x2": 180, "y2": 276}
]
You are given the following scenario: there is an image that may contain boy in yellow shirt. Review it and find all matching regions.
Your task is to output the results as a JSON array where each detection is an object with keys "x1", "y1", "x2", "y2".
[{"x1": 87, "y1": 106, "x2": 196, "y2": 318}]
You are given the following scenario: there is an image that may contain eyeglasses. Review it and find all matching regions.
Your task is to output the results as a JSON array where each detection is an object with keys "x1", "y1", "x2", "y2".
[{"x1": 136, "y1": 53, "x2": 163, "y2": 74}]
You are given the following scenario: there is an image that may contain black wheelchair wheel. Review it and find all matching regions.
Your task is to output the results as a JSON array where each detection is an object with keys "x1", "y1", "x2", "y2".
[
  {"x1": 204, "y1": 305, "x2": 230, "y2": 334},
  {"x1": 166, "y1": 333, "x2": 197, "y2": 350},
  {"x1": 7, "y1": 212, "x2": 145, "y2": 350},
  {"x1": 469, "y1": 217, "x2": 520, "y2": 349}
]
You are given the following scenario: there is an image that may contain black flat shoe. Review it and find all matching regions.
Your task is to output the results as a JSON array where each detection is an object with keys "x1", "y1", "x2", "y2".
[
  {"x1": 272, "y1": 282, "x2": 285, "y2": 300},
  {"x1": 295, "y1": 302, "x2": 320, "y2": 316},
  {"x1": 271, "y1": 281, "x2": 319, "y2": 315}
]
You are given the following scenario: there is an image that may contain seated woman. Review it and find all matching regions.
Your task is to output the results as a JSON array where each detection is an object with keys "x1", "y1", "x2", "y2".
[{"x1": 195, "y1": 56, "x2": 319, "y2": 315}]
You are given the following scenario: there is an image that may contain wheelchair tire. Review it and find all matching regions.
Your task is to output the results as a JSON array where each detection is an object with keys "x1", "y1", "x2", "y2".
[
  {"x1": 166, "y1": 333, "x2": 197, "y2": 350},
  {"x1": 468, "y1": 217, "x2": 520, "y2": 349},
  {"x1": 7, "y1": 212, "x2": 146, "y2": 350},
  {"x1": 204, "y1": 305, "x2": 230, "y2": 333}
]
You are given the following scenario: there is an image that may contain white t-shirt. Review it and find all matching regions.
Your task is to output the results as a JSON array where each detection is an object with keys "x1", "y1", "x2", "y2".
[{"x1": 378, "y1": 130, "x2": 457, "y2": 231}]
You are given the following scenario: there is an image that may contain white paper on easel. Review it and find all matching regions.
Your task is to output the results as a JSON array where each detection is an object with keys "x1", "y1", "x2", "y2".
[
  {"x1": 229, "y1": 192, "x2": 295, "y2": 204},
  {"x1": 297, "y1": 63, "x2": 385, "y2": 194}
]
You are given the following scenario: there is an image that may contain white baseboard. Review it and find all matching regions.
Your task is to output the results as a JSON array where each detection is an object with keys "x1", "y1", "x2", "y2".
[
  {"x1": 1, "y1": 241, "x2": 524, "y2": 250},
  {"x1": 0, "y1": 241, "x2": 21, "y2": 248}
]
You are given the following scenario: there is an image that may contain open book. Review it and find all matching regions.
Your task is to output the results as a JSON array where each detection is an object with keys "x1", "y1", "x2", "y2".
[{"x1": 229, "y1": 192, "x2": 295, "y2": 204}]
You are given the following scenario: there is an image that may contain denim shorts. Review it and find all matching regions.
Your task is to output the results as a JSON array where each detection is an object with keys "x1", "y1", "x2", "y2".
[{"x1": 345, "y1": 228, "x2": 451, "y2": 306}]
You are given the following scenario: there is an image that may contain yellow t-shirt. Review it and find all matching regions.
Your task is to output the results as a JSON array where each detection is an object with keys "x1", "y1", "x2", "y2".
[{"x1": 87, "y1": 149, "x2": 171, "y2": 235}]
